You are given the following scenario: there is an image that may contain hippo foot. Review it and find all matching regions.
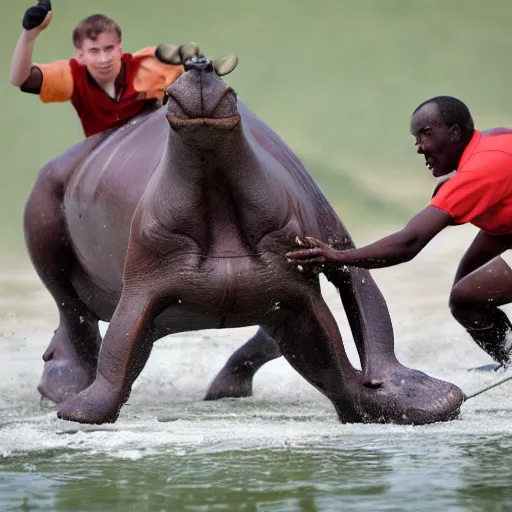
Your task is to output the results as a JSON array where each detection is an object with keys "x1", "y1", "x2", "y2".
[
  {"x1": 342, "y1": 364, "x2": 464, "y2": 425},
  {"x1": 57, "y1": 378, "x2": 123, "y2": 425},
  {"x1": 204, "y1": 369, "x2": 253, "y2": 401},
  {"x1": 38, "y1": 324, "x2": 100, "y2": 404},
  {"x1": 38, "y1": 358, "x2": 95, "y2": 404}
]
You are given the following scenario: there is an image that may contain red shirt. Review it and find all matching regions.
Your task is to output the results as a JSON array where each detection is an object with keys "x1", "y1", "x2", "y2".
[
  {"x1": 430, "y1": 129, "x2": 512, "y2": 235},
  {"x1": 36, "y1": 47, "x2": 183, "y2": 137}
]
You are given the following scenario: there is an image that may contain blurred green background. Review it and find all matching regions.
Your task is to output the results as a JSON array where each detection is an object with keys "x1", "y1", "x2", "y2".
[{"x1": 2, "y1": 0, "x2": 512, "y2": 264}]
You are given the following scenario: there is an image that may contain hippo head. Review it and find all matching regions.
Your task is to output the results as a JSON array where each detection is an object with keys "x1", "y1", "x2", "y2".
[{"x1": 155, "y1": 43, "x2": 240, "y2": 134}]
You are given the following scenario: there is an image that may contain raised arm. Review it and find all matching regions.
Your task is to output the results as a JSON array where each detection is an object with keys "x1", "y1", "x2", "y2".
[{"x1": 9, "y1": 0, "x2": 52, "y2": 87}]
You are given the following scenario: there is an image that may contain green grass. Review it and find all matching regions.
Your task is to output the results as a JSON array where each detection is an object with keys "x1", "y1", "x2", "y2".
[{"x1": 1, "y1": 0, "x2": 512, "y2": 259}]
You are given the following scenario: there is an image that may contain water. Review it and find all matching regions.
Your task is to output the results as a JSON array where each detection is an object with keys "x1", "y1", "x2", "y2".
[{"x1": 2, "y1": 226, "x2": 512, "y2": 511}]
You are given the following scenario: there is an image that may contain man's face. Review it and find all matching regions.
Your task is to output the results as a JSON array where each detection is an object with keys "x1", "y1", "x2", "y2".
[
  {"x1": 76, "y1": 32, "x2": 123, "y2": 86},
  {"x1": 410, "y1": 103, "x2": 462, "y2": 178}
]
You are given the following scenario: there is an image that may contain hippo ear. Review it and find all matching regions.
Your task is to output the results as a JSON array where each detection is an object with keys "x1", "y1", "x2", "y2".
[
  {"x1": 155, "y1": 44, "x2": 181, "y2": 65},
  {"x1": 213, "y1": 54, "x2": 238, "y2": 76}
]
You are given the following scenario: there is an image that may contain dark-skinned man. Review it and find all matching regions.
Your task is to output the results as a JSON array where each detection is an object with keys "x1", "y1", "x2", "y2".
[{"x1": 287, "y1": 96, "x2": 512, "y2": 368}]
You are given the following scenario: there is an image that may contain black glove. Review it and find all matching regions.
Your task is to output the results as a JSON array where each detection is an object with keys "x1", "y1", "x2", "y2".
[{"x1": 22, "y1": 0, "x2": 52, "y2": 30}]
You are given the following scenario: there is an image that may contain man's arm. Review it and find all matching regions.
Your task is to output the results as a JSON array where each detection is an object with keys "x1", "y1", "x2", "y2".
[
  {"x1": 286, "y1": 205, "x2": 453, "y2": 269},
  {"x1": 9, "y1": 1, "x2": 52, "y2": 89}
]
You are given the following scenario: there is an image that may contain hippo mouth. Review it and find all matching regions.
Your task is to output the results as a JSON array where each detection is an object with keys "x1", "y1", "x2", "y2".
[
  {"x1": 166, "y1": 88, "x2": 240, "y2": 130},
  {"x1": 166, "y1": 114, "x2": 241, "y2": 130}
]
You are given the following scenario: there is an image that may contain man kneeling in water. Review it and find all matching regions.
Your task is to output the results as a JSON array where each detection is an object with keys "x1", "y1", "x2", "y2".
[{"x1": 287, "y1": 96, "x2": 512, "y2": 369}]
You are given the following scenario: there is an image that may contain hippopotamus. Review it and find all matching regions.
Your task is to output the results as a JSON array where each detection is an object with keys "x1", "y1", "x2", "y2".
[{"x1": 23, "y1": 43, "x2": 464, "y2": 425}]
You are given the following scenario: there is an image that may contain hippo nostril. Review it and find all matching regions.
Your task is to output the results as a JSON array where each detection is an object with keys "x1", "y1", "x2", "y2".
[
  {"x1": 42, "y1": 349, "x2": 54, "y2": 362},
  {"x1": 363, "y1": 379, "x2": 384, "y2": 389},
  {"x1": 185, "y1": 56, "x2": 213, "y2": 72}
]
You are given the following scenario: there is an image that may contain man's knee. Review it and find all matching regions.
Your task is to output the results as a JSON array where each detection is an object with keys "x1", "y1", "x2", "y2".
[
  {"x1": 449, "y1": 278, "x2": 506, "y2": 332},
  {"x1": 449, "y1": 280, "x2": 477, "y2": 323}
]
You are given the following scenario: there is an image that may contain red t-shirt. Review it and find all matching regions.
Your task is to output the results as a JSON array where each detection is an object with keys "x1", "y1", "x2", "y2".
[
  {"x1": 430, "y1": 129, "x2": 512, "y2": 235},
  {"x1": 36, "y1": 47, "x2": 183, "y2": 137}
]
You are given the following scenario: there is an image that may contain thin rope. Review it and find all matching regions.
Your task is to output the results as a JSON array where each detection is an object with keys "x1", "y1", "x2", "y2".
[{"x1": 465, "y1": 374, "x2": 512, "y2": 400}]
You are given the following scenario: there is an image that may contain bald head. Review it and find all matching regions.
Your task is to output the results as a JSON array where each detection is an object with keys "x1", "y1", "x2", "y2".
[
  {"x1": 412, "y1": 96, "x2": 474, "y2": 139},
  {"x1": 410, "y1": 96, "x2": 474, "y2": 178}
]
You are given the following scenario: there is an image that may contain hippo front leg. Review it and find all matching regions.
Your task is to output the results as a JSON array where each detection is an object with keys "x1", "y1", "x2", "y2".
[
  {"x1": 272, "y1": 291, "x2": 463, "y2": 425},
  {"x1": 326, "y1": 266, "x2": 464, "y2": 422},
  {"x1": 57, "y1": 291, "x2": 158, "y2": 424},
  {"x1": 268, "y1": 292, "x2": 362, "y2": 421}
]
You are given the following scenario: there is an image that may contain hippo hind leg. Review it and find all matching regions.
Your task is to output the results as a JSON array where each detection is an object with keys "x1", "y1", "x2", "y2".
[
  {"x1": 204, "y1": 327, "x2": 282, "y2": 400},
  {"x1": 24, "y1": 158, "x2": 101, "y2": 404}
]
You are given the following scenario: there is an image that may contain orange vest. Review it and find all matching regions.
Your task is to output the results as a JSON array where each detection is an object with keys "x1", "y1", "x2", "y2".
[{"x1": 37, "y1": 47, "x2": 183, "y2": 137}]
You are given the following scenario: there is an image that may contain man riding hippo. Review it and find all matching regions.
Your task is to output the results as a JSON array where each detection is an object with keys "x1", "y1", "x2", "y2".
[
  {"x1": 286, "y1": 96, "x2": 512, "y2": 370},
  {"x1": 10, "y1": 1, "x2": 184, "y2": 137},
  {"x1": 21, "y1": 39, "x2": 464, "y2": 426}
]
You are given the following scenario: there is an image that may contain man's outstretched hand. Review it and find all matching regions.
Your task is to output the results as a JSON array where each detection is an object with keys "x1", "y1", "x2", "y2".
[
  {"x1": 286, "y1": 236, "x2": 343, "y2": 266},
  {"x1": 23, "y1": 0, "x2": 52, "y2": 31}
]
